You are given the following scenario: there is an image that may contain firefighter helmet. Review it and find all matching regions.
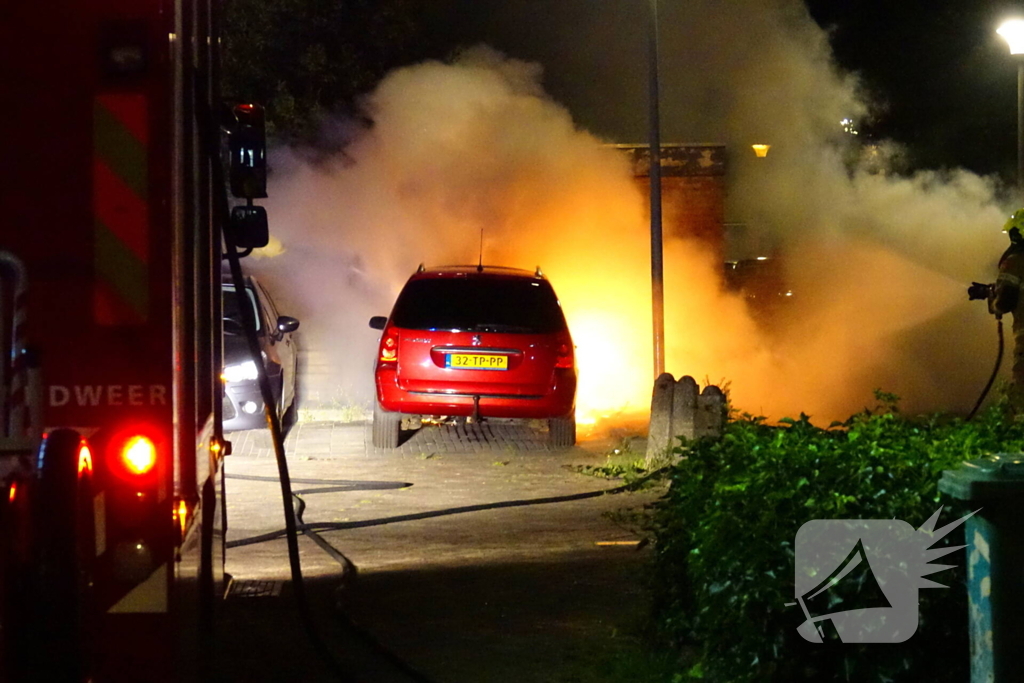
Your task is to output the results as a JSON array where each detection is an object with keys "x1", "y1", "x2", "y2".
[{"x1": 1004, "y1": 209, "x2": 1024, "y2": 235}]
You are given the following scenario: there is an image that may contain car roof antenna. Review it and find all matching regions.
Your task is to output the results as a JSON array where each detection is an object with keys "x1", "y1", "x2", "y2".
[{"x1": 477, "y1": 227, "x2": 484, "y2": 272}]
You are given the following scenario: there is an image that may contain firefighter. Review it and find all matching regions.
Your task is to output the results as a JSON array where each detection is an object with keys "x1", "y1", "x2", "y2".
[{"x1": 971, "y1": 209, "x2": 1024, "y2": 407}]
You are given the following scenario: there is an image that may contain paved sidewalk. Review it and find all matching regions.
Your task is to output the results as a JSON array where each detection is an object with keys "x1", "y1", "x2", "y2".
[
  {"x1": 226, "y1": 420, "x2": 365, "y2": 458},
  {"x1": 219, "y1": 420, "x2": 659, "y2": 682},
  {"x1": 226, "y1": 419, "x2": 561, "y2": 459}
]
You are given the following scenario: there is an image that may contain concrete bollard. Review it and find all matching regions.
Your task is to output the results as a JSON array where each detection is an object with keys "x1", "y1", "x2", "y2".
[
  {"x1": 695, "y1": 385, "x2": 726, "y2": 439},
  {"x1": 647, "y1": 374, "x2": 729, "y2": 464},
  {"x1": 645, "y1": 373, "x2": 676, "y2": 463},
  {"x1": 671, "y1": 375, "x2": 699, "y2": 441},
  {"x1": 647, "y1": 374, "x2": 725, "y2": 464}
]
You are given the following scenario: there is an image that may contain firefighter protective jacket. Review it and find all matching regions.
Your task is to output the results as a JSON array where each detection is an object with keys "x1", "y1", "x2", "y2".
[{"x1": 995, "y1": 242, "x2": 1024, "y2": 331}]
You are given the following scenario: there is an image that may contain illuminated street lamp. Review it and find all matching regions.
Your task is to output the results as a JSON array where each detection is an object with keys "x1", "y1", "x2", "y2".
[
  {"x1": 998, "y1": 18, "x2": 1024, "y2": 54},
  {"x1": 998, "y1": 18, "x2": 1024, "y2": 198}
]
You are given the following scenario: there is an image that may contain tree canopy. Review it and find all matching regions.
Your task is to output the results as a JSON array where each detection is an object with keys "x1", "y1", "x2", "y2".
[{"x1": 222, "y1": 0, "x2": 430, "y2": 141}]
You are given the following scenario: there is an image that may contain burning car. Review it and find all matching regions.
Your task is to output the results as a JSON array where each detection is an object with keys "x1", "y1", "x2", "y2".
[{"x1": 369, "y1": 265, "x2": 577, "y2": 448}]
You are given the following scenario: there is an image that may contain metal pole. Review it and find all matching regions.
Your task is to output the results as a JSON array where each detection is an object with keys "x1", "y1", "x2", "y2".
[
  {"x1": 1017, "y1": 61, "x2": 1023, "y2": 200},
  {"x1": 648, "y1": 0, "x2": 665, "y2": 379}
]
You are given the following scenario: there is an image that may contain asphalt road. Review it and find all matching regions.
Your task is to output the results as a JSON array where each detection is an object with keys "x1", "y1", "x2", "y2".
[{"x1": 217, "y1": 421, "x2": 660, "y2": 683}]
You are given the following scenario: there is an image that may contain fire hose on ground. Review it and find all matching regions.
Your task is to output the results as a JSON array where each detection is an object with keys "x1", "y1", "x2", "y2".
[
  {"x1": 225, "y1": 473, "x2": 442, "y2": 682},
  {"x1": 226, "y1": 472, "x2": 662, "y2": 549},
  {"x1": 224, "y1": 467, "x2": 669, "y2": 682},
  {"x1": 212, "y1": 107, "x2": 367, "y2": 680},
  {"x1": 223, "y1": 236, "x2": 367, "y2": 682}
]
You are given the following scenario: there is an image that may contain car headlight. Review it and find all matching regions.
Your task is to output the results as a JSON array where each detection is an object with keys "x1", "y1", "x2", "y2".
[{"x1": 222, "y1": 360, "x2": 259, "y2": 383}]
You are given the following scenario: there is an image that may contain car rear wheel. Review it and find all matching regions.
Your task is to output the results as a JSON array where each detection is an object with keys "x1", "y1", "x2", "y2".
[
  {"x1": 372, "y1": 402, "x2": 401, "y2": 449},
  {"x1": 548, "y1": 414, "x2": 576, "y2": 448}
]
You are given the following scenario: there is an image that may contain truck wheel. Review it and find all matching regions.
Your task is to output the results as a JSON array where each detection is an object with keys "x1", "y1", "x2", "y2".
[
  {"x1": 31, "y1": 429, "x2": 96, "y2": 681},
  {"x1": 548, "y1": 414, "x2": 576, "y2": 448},
  {"x1": 372, "y1": 402, "x2": 401, "y2": 449}
]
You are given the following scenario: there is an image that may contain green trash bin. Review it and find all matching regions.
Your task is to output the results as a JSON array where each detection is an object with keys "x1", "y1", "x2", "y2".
[{"x1": 939, "y1": 454, "x2": 1024, "y2": 683}]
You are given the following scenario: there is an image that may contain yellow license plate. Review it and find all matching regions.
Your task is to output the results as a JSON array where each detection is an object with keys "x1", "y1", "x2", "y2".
[{"x1": 446, "y1": 353, "x2": 508, "y2": 370}]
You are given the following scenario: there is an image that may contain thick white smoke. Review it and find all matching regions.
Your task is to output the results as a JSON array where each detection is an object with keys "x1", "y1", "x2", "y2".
[{"x1": 251, "y1": 1, "x2": 1013, "y2": 426}]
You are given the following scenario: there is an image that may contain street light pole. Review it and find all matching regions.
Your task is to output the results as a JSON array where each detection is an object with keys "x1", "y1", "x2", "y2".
[
  {"x1": 648, "y1": 0, "x2": 665, "y2": 379},
  {"x1": 1017, "y1": 60, "x2": 1023, "y2": 198},
  {"x1": 997, "y1": 19, "x2": 1024, "y2": 200}
]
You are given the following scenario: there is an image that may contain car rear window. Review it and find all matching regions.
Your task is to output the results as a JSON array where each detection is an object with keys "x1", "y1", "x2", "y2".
[{"x1": 391, "y1": 277, "x2": 566, "y2": 333}]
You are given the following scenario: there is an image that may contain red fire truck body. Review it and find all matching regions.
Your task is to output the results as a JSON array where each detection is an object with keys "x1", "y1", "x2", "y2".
[{"x1": 1, "y1": 0, "x2": 227, "y2": 678}]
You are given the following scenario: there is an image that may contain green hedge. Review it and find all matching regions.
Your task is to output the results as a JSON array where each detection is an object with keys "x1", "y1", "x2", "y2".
[{"x1": 650, "y1": 395, "x2": 1024, "y2": 681}]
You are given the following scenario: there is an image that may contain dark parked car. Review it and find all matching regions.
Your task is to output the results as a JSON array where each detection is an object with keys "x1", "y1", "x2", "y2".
[
  {"x1": 369, "y1": 265, "x2": 577, "y2": 449},
  {"x1": 222, "y1": 269, "x2": 300, "y2": 430}
]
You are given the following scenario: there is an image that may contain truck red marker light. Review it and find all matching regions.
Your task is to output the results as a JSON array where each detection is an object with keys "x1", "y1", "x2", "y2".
[{"x1": 120, "y1": 435, "x2": 156, "y2": 476}]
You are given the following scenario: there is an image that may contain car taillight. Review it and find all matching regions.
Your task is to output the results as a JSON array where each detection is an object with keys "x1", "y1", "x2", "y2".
[
  {"x1": 555, "y1": 342, "x2": 574, "y2": 369},
  {"x1": 379, "y1": 328, "x2": 399, "y2": 364}
]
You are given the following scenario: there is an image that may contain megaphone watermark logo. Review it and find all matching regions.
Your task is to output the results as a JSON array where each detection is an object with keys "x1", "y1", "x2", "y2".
[{"x1": 792, "y1": 508, "x2": 975, "y2": 643}]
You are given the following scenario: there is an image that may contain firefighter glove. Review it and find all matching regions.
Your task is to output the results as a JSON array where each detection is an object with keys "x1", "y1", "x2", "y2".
[{"x1": 968, "y1": 282, "x2": 994, "y2": 301}]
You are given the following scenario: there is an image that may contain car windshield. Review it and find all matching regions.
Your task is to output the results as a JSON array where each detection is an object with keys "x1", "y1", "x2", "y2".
[
  {"x1": 391, "y1": 277, "x2": 566, "y2": 333},
  {"x1": 222, "y1": 284, "x2": 261, "y2": 333}
]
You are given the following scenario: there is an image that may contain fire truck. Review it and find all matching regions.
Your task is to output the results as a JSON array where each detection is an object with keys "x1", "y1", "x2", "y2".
[{"x1": 0, "y1": 0, "x2": 267, "y2": 679}]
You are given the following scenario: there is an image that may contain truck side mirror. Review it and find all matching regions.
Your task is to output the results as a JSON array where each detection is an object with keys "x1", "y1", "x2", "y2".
[
  {"x1": 229, "y1": 103, "x2": 268, "y2": 199},
  {"x1": 369, "y1": 316, "x2": 387, "y2": 330},
  {"x1": 229, "y1": 205, "x2": 269, "y2": 249}
]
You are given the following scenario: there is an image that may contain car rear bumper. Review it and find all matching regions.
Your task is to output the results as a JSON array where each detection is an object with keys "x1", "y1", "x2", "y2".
[{"x1": 376, "y1": 368, "x2": 576, "y2": 418}]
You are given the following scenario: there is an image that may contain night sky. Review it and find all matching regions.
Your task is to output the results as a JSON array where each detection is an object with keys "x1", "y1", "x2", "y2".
[
  {"x1": 806, "y1": 0, "x2": 1021, "y2": 176},
  {"x1": 419, "y1": 0, "x2": 1024, "y2": 180}
]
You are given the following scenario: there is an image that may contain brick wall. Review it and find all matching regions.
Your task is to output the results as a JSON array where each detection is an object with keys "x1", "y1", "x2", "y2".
[{"x1": 615, "y1": 144, "x2": 726, "y2": 259}]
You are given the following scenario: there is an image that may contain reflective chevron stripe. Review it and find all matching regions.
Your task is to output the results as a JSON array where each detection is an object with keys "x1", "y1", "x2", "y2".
[
  {"x1": 93, "y1": 94, "x2": 149, "y2": 325},
  {"x1": 108, "y1": 565, "x2": 169, "y2": 614}
]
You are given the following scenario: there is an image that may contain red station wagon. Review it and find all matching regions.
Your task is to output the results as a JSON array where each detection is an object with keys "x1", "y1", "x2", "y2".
[{"x1": 369, "y1": 265, "x2": 577, "y2": 448}]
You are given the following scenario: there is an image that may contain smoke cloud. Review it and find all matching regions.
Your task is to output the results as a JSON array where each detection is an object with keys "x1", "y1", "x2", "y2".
[{"x1": 251, "y1": 0, "x2": 1013, "y2": 427}]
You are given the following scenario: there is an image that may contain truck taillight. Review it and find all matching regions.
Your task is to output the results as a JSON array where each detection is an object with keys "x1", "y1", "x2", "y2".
[
  {"x1": 555, "y1": 342, "x2": 574, "y2": 369},
  {"x1": 108, "y1": 431, "x2": 160, "y2": 481},
  {"x1": 121, "y1": 436, "x2": 156, "y2": 475},
  {"x1": 379, "y1": 328, "x2": 399, "y2": 364}
]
